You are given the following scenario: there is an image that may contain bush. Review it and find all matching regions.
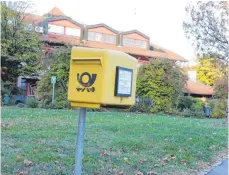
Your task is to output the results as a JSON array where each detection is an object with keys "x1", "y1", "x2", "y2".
[
  {"x1": 26, "y1": 98, "x2": 38, "y2": 108},
  {"x1": 16, "y1": 103, "x2": 26, "y2": 108},
  {"x1": 211, "y1": 99, "x2": 227, "y2": 118},
  {"x1": 191, "y1": 98, "x2": 205, "y2": 110},
  {"x1": 128, "y1": 97, "x2": 154, "y2": 113},
  {"x1": 137, "y1": 59, "x2": 187, "y2": 113},
  {"x1": 178, "y1": 96, "x2": 194, "y2": 110},
  {"x1": 178, "y1": 108, "x2": 205, "y2": 118}
]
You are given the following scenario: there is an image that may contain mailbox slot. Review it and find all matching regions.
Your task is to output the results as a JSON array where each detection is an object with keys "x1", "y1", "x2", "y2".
[{"x1": 72, "y1": 57, "x2": 102, "y2": 65}]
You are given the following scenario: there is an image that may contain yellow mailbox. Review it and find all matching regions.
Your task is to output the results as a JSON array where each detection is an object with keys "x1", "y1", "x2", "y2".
[{"x1": 68, "y1": 47, "x2": 137, "y2": 108}]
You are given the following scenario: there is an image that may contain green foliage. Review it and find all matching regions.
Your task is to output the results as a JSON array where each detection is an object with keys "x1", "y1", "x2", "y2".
[
  {"x1": 37, "y1": 47, "x2": 71, "y2": 109},
  {"x1": 178, "y1": 108, "x2": 205, "y2": 118},
  {"x1": 1, "y1": 2, "x2": 42, "y2": 97},
  {"x1": 211, "y1": 99, "x2": 227, "y2": 118},
  {"x1": 136, "y1": 59, "x2": 187, "y2": 113},
  {"x1": 197, "y1": 58, "x2": 225, "y2": 86},
  {"x1": 128, "y1": 98, "x2": 152, "y2": 113},
  {"x1": 183, "y1": 1, "x2": 228, "y2": 60},
  {"x1": 26, "y1": 98, "x2": 38, "y2": 108},
  {"x1": 191, "y1": 98, "x2": 205, "y2": 110},
  {"x1": 214, "y1": 74, "x2": 228, "y2": 99},
  {"x1": 178, "y1": 96, "x2": 194, "y2": 110}
]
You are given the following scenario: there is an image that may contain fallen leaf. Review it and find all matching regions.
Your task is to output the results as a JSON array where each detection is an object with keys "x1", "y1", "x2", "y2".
[
  {"x1": 154, "y1": 164, "x2": 160, "y2": 167},
  {"x1": 181, "y1": 160, "x2": 187, "y2": 166},
  {"x1": 162, "y1": 157, "x2": 170, "y2": 163},
  {"x1": 136, "y1": 171, "x2": 143, "y2": 175},
  {"x1": 16, "y1": 155, "x2": 20, "y2": 159},
  {"x1": 24, "y1": 159, "x2": 32, "y2": 166},
  {"x1": 17, "y1": 170, "x2": 23, "y2": 175},
  {"x1": 170, "y1": 154, "x2": 176, "y2": 159},
  {"x1": 33, "y1": 149, "x2": 38, "y2": 153},
  {"x1": 23, "y1": 170, "x2": 30, "y2": 175},
  {"x1": 118, "y1": 171, "x2": 125, "y2": 175},
  {"x1": 54, "y1": 160, "x2": 59, "y2": 164},
  {"x1": 147, "y1": 171, "x2": 157, "y2": 175},
  {"x1": 7, "y1": 122, "x2": 14, "y2": 128},
  {"x1": 138, "y1": 159, "x2": 144, "y2": 164}
]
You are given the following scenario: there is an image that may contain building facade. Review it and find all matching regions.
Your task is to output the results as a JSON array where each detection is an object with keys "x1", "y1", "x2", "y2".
[{"x1": 18, "y1": 7, "x2": 213, "y2": 99}]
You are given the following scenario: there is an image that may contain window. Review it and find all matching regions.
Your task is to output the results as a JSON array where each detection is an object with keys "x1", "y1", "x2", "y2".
[
  {"x1": 123, "y1": 37, "x2": 134, "y2": 46},
  {"x1": 88, "y1": 32, "x2": 102, "y2": 41},
  {"x1": 26, "y1": 24, "x2": 33, "y2": 31},
  {"x1": 95, "y1": 33, "x2": 102, "y2": 41},
  {"x1": 48, "y1": 24, "x2": 64, "y2": 34},
  {"x1": 35, "y1": 26, "x2": 43, "y2": 33},
  {"x1": 136, "y1": 40, "x2": 147, "y2": 48},
  {"x1": 65, "y1": 27, "x2": 80, "y2": 37},
  {"x1": 104, "y1": 34, "x2": 116, "y2": 44}
]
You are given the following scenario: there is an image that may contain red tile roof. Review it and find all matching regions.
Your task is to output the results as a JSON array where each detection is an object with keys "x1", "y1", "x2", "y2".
[
  {"x1": 184, "y1": 80, "x2": 214, "y2": 95},
  {"x1": 23, "y1": 8, "x2": 187, "y2": 61},
  {"x1": 45, "y1": 7, "x2": 65, "y2": 16},
  {"x1": 23, "y1": 14, "x2": 45, "y2": 24}
]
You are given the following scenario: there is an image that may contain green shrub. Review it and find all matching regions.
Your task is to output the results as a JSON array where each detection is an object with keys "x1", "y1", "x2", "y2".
[
  {"x1": 211, "y1": 99, "x2": 227, "y2": 118},
  {"x1": 191, "y1": 98, "x2": 205, "y2": 110},
  {"x1": 128, "y1": 97, "x2": 154, "y2": 113},
  {"x1": 178, "y1": 108, "x2": 205, "y2": 118},
  {"x1": 178, "y1": 96, "x2": 194, "y2": 110},
  {"x1": 16, "y1": 103, "x2": 26, "y2": 108},
  {"x1": 137, "y1": 59, "x2": 187, "y2": 113},
  {"x1": 26, "y1": 98, "x2": 38, "y2": 108}
]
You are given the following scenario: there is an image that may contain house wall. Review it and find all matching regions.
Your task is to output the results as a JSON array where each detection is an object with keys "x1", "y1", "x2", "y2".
[
  {"x1": 49, "y1": 20, "x2": 81, "y2": 29},
  {"x1": 88, "y1": 27, "x2": 116, "y2": 35}
]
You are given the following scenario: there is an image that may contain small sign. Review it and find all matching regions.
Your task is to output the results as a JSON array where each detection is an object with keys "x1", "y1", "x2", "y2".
[
  {"x1": 51, "y1": 76, "x2": 56, "y2": 84},
  {"x1": 114, "y1": 66, "x2": 133, "y2": 97}
]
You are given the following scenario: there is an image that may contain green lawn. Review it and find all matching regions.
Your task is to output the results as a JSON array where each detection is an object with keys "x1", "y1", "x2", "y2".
[{"x1": 1, "y1": 107, "x2": 228, "y2": 175}]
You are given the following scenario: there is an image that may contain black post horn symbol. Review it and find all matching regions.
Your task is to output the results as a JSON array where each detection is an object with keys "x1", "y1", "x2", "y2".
[{"x1": 77, "y1": 72, "x2": 97, "y2": 87}]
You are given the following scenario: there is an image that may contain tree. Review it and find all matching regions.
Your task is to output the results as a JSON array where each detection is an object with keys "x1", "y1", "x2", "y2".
[
  {"x1": 183, "y1": 1, "x2": 228, "y2": 61},
  {"x1": 136, "y1": 59, "x2": 187, "y2": 113},
  {"x1": 37, "y1": 46, "x2": 71, "y2": 108},
  {"x1": 196, "y1": 57, "x2": 226, "y2": 86},
  {"x1": 1, "y1": 1, "x2": 42, "y2": 97}
]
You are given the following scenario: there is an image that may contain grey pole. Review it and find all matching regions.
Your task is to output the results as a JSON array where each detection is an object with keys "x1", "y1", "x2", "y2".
[
  {"x1": 52, "y1": 83, "x2": 55, "y2": 104},
  {"x1": 74, "y1": 108, "x2": 86, "y2": 175}
]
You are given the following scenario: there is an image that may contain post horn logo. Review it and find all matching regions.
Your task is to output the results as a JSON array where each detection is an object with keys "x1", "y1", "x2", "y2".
[{"x1": 76, "y1": 72, "x2": 97, "y2": 92}]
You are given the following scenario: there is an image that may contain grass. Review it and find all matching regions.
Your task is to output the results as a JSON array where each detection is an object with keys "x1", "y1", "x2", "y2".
[{"x1": 1, "y1": 107, "x2": 228, "y2": 175}]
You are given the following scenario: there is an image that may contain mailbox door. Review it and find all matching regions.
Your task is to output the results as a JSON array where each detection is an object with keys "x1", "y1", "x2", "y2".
[{"x1": 68, "y1": 57, "x2": 103, "y2": 108}]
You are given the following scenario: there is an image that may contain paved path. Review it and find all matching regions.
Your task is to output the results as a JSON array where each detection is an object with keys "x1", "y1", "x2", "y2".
[{"x1": 207, "y1": 159, "x2": 228, "y2": 175}]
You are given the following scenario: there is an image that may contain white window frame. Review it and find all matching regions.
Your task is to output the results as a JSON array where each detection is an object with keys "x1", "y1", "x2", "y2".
[
  {"x1": 65, "y1": 27, "x2": 80, "y2": 37},
  {"x1": 123, "y1": 37, "x2": 134, "y2": 46},
  {"x1": 35, "y1": 26, "x2": 43, "y2": 33},
  {"x1": 136, "y1": 40, "x2": 147, "y2": 48},
  {"x1": 104, "y1": 34, "x2": 116, "y2": 44},
  {"x1": 48, "y1": 24, "x2": 64, "y2": 34}
]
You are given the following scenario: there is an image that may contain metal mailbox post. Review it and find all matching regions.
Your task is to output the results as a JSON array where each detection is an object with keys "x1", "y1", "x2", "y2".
[{"x1": 68, "y1": 47, "x2": 138, "y2": 175}]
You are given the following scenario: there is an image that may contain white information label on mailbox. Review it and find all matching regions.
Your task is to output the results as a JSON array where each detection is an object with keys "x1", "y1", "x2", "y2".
[{"x1": 115, "y1": 67, "x2": 133, "y2": 97}]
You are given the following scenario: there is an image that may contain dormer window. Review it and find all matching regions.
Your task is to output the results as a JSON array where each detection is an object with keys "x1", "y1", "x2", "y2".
[
  {"x1": 48, "y1": 24, "x2": 64, "y2": 34},
  {"x1": 65, "y1": 27, "x2": 80, "y2": 37},
  {"x1": 123, "y1": 37, "x2": 134, "y2": 46},
  {"x1": 104, "y1": 34, "x2": 115, "y2": 44},
  {"x1": 136, "y1": 40, "x2": 147, "y2": 48},
  {"x1": 88, "y1": 32, "x2": 102, "y2": 41}
]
